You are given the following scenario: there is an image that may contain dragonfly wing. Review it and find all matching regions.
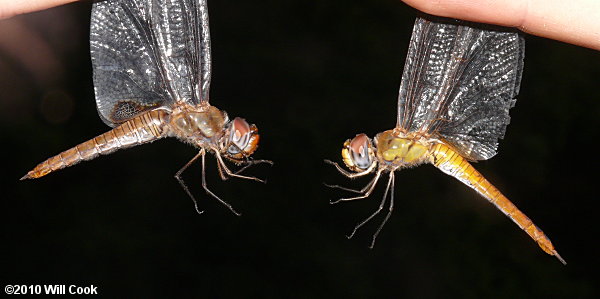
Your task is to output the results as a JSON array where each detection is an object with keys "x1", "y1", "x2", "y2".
[
  {"x1": 90, "y1": 0, "x2": 211, "y2": 126},
  {"x1": 396, "y1": 16, "x2": 524, "y2": 160}
]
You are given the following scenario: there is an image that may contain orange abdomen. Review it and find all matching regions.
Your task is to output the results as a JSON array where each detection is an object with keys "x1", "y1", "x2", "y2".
[
  {"x1": 429, "y1": 142, "x2": 565, "y2": 264},
  {"x1": 21, "y1": 110, "x2": 169, "y2": 180}
]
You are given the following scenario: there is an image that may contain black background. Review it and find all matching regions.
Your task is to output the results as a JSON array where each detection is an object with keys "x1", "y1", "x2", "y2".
[{"x1": 1, "y1": 0, "x2": 598, "y2": 297}]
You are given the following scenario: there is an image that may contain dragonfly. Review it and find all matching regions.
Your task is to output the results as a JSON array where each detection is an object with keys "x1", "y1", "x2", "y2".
[
  {"x1": 326, "y1": 16, "x2": 566, "y2": 264},
  {"x1": 21, "y1": 0, "x2": 270, "y2": 215}
]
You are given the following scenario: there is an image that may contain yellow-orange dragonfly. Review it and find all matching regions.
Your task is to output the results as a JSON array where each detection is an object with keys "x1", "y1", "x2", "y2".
[
  {"x1": 21, "y1": 0, "x2": 270, "y2": 215},
  {"x1": 326, "y1": 16, "x2": 565, "y2": 264}
]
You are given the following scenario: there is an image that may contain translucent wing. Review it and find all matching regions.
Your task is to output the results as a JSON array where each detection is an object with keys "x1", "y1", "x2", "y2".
[
  {"x1": 90, "y1": 0, "x2": 212, "y2": 126},
  {"x1": 396, "y1": 16, "x2": 524, "y2": 160}
]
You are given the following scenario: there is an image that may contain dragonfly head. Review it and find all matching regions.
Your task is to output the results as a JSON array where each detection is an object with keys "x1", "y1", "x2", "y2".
[
  {"x1": 221, "y1": 117, "x2": 260, "y2": 159},
  {"x1": 342, "y1": 133, "x2": 376, "y2": 172}
]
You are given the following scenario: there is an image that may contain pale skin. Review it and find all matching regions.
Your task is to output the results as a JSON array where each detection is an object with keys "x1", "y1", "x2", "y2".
[
  {"x1": 0, "y1": 0, "x2": 79, "y2": 19},
  {"x1": 2, "y1": 0, "x2": 599, "y2": 51},
  {"x1": 402, "y1": 0, "x2": 600, "y2": 51}
]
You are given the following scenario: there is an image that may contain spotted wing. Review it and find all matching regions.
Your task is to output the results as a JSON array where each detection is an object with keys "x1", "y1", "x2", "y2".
[
  {"x1": 396, "y1": 16, "x2": 524, "y2": 160},
  {"x1": 90, "y1": 0, "x2": 212, "y2": 126}
]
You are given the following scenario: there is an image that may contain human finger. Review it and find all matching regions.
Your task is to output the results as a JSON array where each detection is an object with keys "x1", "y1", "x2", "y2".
[
  {"x1": 401, "y1": 0, "x2": 600, "y2": 51},
  {"x1": 0, "y1": 0, "x2": 79, "y2": 19}
]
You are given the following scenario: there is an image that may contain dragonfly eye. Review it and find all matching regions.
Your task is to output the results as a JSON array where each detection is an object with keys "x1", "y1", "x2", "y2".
[
  {"x1": 342, "y1": 133, "x2": 375, "y2": 171},
  {"x1": 224, "y1": 117, "x2": 259, "y2": 158}
]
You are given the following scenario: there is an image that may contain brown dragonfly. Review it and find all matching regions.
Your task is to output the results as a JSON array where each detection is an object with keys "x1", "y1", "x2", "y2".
[
  {"x1": 326, "y1": 16, "x2": 565, "y2": 264},
  {"x1": 21, "y1": 0, "x2": 270, "y2": 215}
]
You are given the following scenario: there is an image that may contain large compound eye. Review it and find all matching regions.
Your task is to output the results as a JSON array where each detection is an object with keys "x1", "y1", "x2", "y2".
[
  {"x1": 229, "y1": 117, "x2": 250, "y2": 151},
  {"x1": 342, "y1": 133, "x2": 375, "y2": 171},
  {"x1": 226, "y1": 117, "x2": 259, "y2": 158}
]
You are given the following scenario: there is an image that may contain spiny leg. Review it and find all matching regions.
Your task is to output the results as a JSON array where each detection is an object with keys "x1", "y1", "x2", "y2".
[
  {"x1": 330, "y1": 170, "x2": 383, "y2": 204},
  {"x1": 325, "y1": 169, "x2": 382, "y2": 195},
  {"x1": 324, "y1": 183, "x2": 364, "y2": 194},
  {"x1": 217, "y1": 156, "x2": 273, "y2": 183},
  {"x1": 229, "y1": 157, "x2": 274, "y2": 176},
  {"x1": 369, "y1": 172, "x2": 395, "y2": 249},
  {"x1": 202, "y1": 152, "x2": 241, "y2": 216},
  {"x1": 235, "y1": 160, "x2": 273, "y2": 176},
  {"x1": 347, "y1": 172, "x2": 394, "y2": 239},
  {"x1": 215, "y1": 152, "x2": 266, "y2": 183},
  {"x1": 224, "y1": 143, "x2": 273, "y2": 175},
  {"x1": 215, "y1": 154, "x2": 229, "y2": 181},
  {"x1": 174, "y1": 150, "x2": 206, "y2": 215},
  {"x1": 324, "y1": 159, "x2": 374, "y2": 178}
]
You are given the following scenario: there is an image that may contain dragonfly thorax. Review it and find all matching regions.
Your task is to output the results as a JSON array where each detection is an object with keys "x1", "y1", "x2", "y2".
[
  {"x1": 171, "y1": 104, "x2": 228, "y2": 141},
  {"x1": 374, "y1": 130, "x2": 430, "y2": 167}
]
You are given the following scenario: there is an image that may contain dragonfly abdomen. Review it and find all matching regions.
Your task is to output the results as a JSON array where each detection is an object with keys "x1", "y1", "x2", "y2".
[
  {"x1": 429, "y1": 142, "x2": 565, "y2": 263},
  {"x1": 21, "y1": 110, "x2": 169, "y2": 180}
]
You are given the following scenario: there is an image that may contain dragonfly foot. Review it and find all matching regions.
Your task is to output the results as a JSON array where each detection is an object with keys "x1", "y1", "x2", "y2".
[
  {"x1": 193, "y1": 204, "x2": 205, "y2": 215},
  {"x1": 330, "y1": 198, "x2": 343, "y2": 205},
  {"x1": 346, "y1": 229, "x2": 358, "y2": 240}
]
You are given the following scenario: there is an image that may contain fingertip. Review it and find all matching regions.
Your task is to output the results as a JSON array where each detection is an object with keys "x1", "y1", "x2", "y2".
[{"x1": 401, "y1": 0, "x2": 528, "y2": 28}]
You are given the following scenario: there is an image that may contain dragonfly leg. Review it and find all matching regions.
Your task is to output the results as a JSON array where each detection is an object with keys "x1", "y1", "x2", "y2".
[
  {"x1": 202, "y1": 152, "x2": 241, "y2": 216},
  {"x1": 369, "y1": 172, "x2": 395, "y2": 248},
  {"x1": 174, "y1": 149, "x2": 206, "y2": 215},
  {"x1": 215, "y1": 152, "x2": 266, "y2": 183},
  {"x1": 329, "y1": 170, "x2": 382, "y2": 204},
  {"x1": 215, "y1": 154, "x2": 229, "y2": 181},
  {"x1": 324, "y1": 183, "x2": 364, "y2": 194},
  {"x1": 224, "y1": 143, "x2": 274, "y2": 172},
  {"x1": 347, "y1": 172, "x2": 394, "y2": 240},
  {"x1": 324, "y1": 159, "x2": 375, "y2": 178},
  {"x1": 325, "y1": 169, "x2": 381, "y2": 194},
  {"x1": 230, "y1": 157, "x2": 274, "y2": 176}
]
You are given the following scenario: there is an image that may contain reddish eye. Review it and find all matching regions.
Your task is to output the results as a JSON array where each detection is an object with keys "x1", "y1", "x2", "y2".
[
  {"x1": 225, "y1": 117, "x2": 259, "y2": 158},
  {"x1": 350, "y1": 134, "x2": 367, "y2": 155},
  {"x1": 350, "y1": 134, "x2": 372, "y2": 169},
  {"x1": 342, "y1": 133, "x2": 374, "y2": 171},
  {"x1": 230, "y1": 117, "x2": 250, "y2": 151}
]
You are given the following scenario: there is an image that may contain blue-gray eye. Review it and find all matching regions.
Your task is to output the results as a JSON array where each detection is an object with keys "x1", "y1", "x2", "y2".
[{"x1": 349, "y1": 134, "x2": 373, "y2": 170}]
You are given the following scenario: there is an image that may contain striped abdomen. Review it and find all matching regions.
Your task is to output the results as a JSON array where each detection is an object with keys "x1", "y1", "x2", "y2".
[
  {"x1": 429, "y1": 142, "x2": 565, "y2": 264},
  {"x1": 21, "y1": 110, "x2": 169, "y2": 180}
]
